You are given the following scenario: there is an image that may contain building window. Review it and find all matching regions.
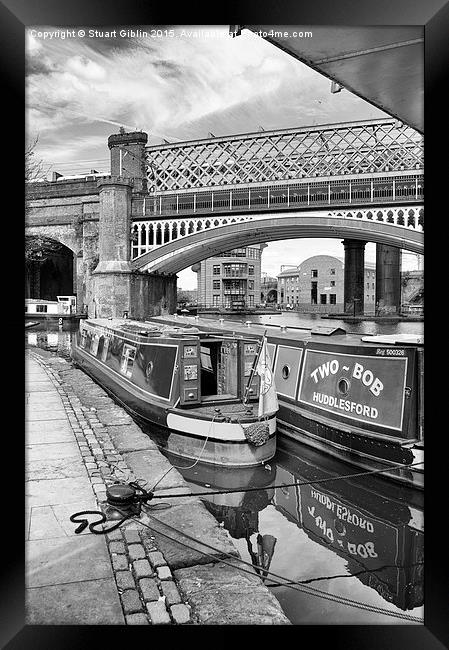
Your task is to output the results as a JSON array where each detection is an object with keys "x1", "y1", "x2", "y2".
[
  {"x1": 248, "y1": 280, "x2": 254, "y2": 290},
  {"x1": 36, "y1": 304, "x2": 47, "y2": 313},
  {"x1": 320, "y1": 294, "x2": 327, "y2": 304},
  {"x1": 330, "y1": 294, "x2": 336, "y2": 304},
  {"x1": 330, "y1": 281, "x2": 335, "y2": 287},
  {"x1": 372, "y1": 282, "x2": 375, "y2": 289},
  {"x1": 248, "y1": 295, "x2": 254, "y2": 307},
  {"x1": 213, "y1": 265, "x2": 220, "y2": 275},
  {"x1": 213, "y1": 280, "x2": 220, "y2": 290},
  {"x1": 372, "y1": 295, "x2": 375, "y2": 301},
  {"x1": 366, "y1": 282, "x2": 369, "y2": 289},
  {"x1": 248, "y1": 265, "x2": 254, "y2": 275},
  {"x1": 223, "y1": 263, "x2": 246, "y2": 277},
  {"x1": 330, "y1": 268, "x2": 336, "y2": 275},
  {"x1": 311, "y1": 269, "x2": 318, "y2": 278},
  {"x1": 212, "y1": 295, "x2": 219, "y2": 306}
]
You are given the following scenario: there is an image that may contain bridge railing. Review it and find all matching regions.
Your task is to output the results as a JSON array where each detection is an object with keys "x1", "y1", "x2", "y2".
[
  {"x1": 130, "y1": 204, "x2": 424, "y2": 260},
  {"x1": 136, "y1": 173, "x2": 423, "y2": 219}
]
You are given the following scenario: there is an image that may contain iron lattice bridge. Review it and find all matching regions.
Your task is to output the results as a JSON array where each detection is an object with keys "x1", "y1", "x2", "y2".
[
  {"x1": 145, "y1": 118, "x2": 423, "y2": 191},
  {"x1": 130, "y1": 118, "x2": 423, "y2": 262}
]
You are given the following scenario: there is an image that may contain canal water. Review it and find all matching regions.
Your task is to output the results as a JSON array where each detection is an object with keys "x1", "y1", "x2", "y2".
[
  {"x1": 25, "y1": 316, "x2": 424, "y2": 625},
  {"x1": 200, "y1": 310, "x2": 424, "y2": 337}
]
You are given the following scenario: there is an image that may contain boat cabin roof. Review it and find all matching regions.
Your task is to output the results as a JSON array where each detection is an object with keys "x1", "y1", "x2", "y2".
[
  {"x1": 81, "y1": 318, "x2": 257, "y2": 344},
  {"x1": 148, "y1": 315, "x2": 424, "y2": 348}
]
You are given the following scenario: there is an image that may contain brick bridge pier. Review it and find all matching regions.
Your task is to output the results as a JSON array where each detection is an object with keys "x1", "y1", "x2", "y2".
[{"x1": 26, "y1": 130, "x2": 177, "y2": 319}]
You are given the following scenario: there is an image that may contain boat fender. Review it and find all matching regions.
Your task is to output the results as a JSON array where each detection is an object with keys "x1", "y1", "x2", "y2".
[{"x1": 243, "y1": 421, "x2": 270, "y2": 446}]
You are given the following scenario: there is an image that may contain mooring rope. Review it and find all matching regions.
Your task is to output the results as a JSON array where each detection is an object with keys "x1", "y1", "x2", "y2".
[
  {"x1": 148, "y1": 460, "x2": 424, "y2": 500},
  {"x1": 133, "y1": 508, "x2": 424, "y2": 623}
]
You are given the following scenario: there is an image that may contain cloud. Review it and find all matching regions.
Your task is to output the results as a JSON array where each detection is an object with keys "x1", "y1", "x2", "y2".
[
  {"x1": 28, "y1": 26, "x2": 370, "y2": 148},
  {"x1": 65, "y1": 55, "x2": 106, "y2": 80}
]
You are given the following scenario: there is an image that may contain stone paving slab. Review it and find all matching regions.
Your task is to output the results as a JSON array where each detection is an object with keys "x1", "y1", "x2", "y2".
[
  {"x1": 174, "y1": 561, "x2": 291, "y2": 625},
  {"x1": 25, "y1": 402, "x2": 66, "y2": 413},
  {"x1": 25, "y1": 391, "x2": 64, "y2": 403},
  {"x1": 26, "y1": 422, "x2": 76, "y2": 445},
  {"x1": 25, "y1": 382, "x2": 56, "y2": 392},
  {"x1": 96, "y1": 407, "x2": 134, "y2": 426},
  {"x1": 25, "y1": 409, "x2": 70, "y2": 421},
  {"x1": 26, "y1": 475, "x2": 96, "y2": 508},
  {"x1": 27, "y1": 501, "x2": 98, "y2": 540},
  {"x1": 26, "y1": 456, "x2": 88, "y2": 481},
  {"x1": 26, "y1": 442, "x2": 81, "y2": 462},
  {"x1": 26, "y1": 535, "x2": 115, "y2": 588},
  {"x1": 26, "y1": 419, "x2": 74, "y2": 438},
  {"x1": 24, "y1": 350, "x2": 290, "y2": 626},
  {"x1": 108, "y1": 423, "x2": 159, "y2": 453},
  {"x1": 26, "y1": 578, "x2": 125, "y2": 625},
  {"x1": 140, "y1": 497, "x2": 238, "y2": 569},
  {"x1": 122, "y1": 449, "x2": 187, "y2": 491}
]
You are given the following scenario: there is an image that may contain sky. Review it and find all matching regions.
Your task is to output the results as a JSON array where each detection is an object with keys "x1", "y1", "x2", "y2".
[{"x1": 25, "y1": 25, "x2": 422, "y2": 289}]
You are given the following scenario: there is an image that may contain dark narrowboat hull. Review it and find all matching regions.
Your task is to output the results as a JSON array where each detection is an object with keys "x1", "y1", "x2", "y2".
[
  {"x1": 72, "y1": 320, "x2": 276, "y2": 467},
  {"x1": 152, "y1": 315, "x2": 424, "y2": 489}
]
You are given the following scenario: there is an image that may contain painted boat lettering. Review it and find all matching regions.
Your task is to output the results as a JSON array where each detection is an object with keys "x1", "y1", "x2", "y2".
[
  {"x1": 376, "y1": 348, "x2": 405, "y2": 356},
  {"x1": 310, "y1": 360, "x2": 384, "y2": 397},
  {"x1": 300, "y1": 485, "x2": 400, "y2": 569},
  {"x1": 309, "y1": 489, "x2": 375, "y2": 533},
  {"x1": 298, "y1": 349, "x2": 408, "y2": 431}
]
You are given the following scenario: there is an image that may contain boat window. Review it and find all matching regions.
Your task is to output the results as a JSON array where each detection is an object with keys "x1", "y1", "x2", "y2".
[
  {"x1": 36, "y1": 305, "x2": 47, "y2": 313},
  {"x1": 101, "y1": 337, "x2": 110, "y2": 362},
  {"x1": 80, "y1": 329, "x2": 87, "y2": 348},
  {"x1": 200, "y1": 346, "x2": 213, "y2": 372},
  {"x1": 338, "y1": 377, "x2": 350, "y2": 396},
  {"x1": 282, "y1": 364, "x2": 291, "y2": 380},
  {"x1": 120, "y1": 344, "x2": 136, "y2": 378},
  {"x1": 145, "y1": 361, "x2": 154, "y2": 379},
  {"x1": 90, "y1": 334, "x2": 100, "y2": 356}
]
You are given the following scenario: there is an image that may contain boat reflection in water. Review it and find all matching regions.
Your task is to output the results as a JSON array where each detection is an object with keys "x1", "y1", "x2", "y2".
[
  {"x1": 163, "y1": 454, "x2": 279, "y2": 580},
  {"x1": 25, "y1": 328, "x2": 74, "y2": 358},
  {"x1": 163, "y1": 439, "x2": 423, "y2": 624}
]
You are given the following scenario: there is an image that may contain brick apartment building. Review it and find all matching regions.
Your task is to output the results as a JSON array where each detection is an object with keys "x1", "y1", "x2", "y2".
[
  {"x1": 192, "y1": 244, "x2": 266, "y2": 309},
  {"x1": 277, "y1": 254, "x2": 376, "y2": 313}
]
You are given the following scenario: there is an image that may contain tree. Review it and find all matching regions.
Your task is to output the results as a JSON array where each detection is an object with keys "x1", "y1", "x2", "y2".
[
  {"x1": 25, "y1": 136, "x2": 59, "y2": 262},
  {"x1": 25, "y1": 235, "x2": 67, "y2": 263},
  {"x1": 25, "y1": 135, "x2": 47, "y2": 183}
]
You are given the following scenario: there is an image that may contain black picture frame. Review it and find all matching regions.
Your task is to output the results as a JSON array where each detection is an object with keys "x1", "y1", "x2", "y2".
[{"x1": 7, "y1": 0, "x2": 447, "y2": 647}]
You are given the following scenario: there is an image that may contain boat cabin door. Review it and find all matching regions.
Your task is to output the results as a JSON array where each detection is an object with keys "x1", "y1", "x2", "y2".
[
  {"x1": 179, "y1": 339, "x2": 201, "y2": 406},
  {"x1": 240, "y1": 339, "x2": 260, "y2": 401}
]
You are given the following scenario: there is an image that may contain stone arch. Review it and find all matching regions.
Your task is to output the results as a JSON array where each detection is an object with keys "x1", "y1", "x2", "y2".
[{"x1": 25, "y1": 234, "x2": 77, "y2": 301}]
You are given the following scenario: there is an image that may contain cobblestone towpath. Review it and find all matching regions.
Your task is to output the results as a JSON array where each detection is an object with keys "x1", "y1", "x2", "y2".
[{"x1": 25, "y1": 348, "x2": 290, "y2": 625}]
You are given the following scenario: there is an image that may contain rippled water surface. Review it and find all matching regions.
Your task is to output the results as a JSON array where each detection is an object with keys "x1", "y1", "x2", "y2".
[{"x1": 26, "y1": 318, "x2": 424, "y2": 624}]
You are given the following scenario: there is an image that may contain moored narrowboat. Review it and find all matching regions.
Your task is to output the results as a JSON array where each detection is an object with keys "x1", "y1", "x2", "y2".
[
  {"x1": 72, "y1": 318, "x2": 277, "y2": 466},
  {"x1": 151, "y1": 315, "x2": 424, "y2": 489}
]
